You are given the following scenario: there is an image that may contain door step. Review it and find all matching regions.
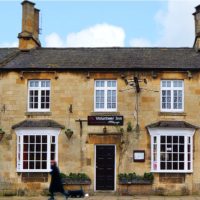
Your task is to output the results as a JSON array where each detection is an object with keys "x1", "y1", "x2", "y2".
[{"x1": 94, "y1": 191, "x2": 118, "y2": 196}]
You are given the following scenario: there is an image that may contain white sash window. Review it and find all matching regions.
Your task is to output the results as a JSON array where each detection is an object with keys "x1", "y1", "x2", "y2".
[
  {"x1": 161, "y1": 80, "x2": 184, "y2": 112},
  {"x1": 28, "y1": 80, "x2": 50, "y2": 112},
  {"x1": 94, "y1": 80, "x2": 117, "y2": 112}
]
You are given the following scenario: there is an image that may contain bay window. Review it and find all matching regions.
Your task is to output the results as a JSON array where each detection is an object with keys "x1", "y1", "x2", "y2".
[
  {"x1": 16, "y1": 128, "x2": 59, "y2": 172},
  {"x1": 149, "y1": 128, "x2": 194, "y2": 173}
]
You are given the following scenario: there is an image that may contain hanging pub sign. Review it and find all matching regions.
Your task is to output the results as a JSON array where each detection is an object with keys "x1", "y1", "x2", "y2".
[{"x1": 88, "y1": 116, "x2": 123, "y2": 126}]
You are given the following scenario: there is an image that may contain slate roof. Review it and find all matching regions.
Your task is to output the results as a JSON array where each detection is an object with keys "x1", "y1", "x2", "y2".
[
  {"x1": 0, "y1": 48, "x2": 19, "y2": 66},
  {"x1": 12, "y1": 119, "x2": 65, "y2": 129},
  {"x1": 146, "y1": 121, "x2": 199, "y2": 129},
  {"x1": 1, "y1": 47, "x2": 200, "y2": 70}
]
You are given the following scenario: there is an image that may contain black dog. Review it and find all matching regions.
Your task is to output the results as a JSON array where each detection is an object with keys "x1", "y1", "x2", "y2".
[{"x1": 68, "y1": 189, "x2": 84, "y2": 198}]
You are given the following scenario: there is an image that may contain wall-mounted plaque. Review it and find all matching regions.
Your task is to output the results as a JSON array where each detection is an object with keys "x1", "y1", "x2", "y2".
[
  {"x1": 133, "y1": 150, "x2": 145, "y2": 162},
  {"x1": 88, "y1": 116, "x2": 123, "y2": 126}
]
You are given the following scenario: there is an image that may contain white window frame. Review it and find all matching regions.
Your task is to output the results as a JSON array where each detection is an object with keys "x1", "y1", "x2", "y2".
[
  {"x1": 94, "y1": 80, "x2": 117, "y2": 112},
  {"x1": 148, "y1": 127, "x2": 195, "y2": 173},
  {"x1": 160, "y1": 80, "x2": 184, "y2": 112},
  {"x1": 16, "y1": 128, "x2": 60, "y2": 172},
  {"x1": 28, "y1": 80, "x2": 51, "y2": 112}
]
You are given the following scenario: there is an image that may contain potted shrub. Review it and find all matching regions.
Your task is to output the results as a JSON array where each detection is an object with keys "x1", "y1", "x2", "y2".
[
  {"x1": 127, "y1": 122, "x2": 133, "y2": 132},
  {"x1": 0, "y1": 128, "x2": 5, "y2": 142},
  {"x1": 65, "y1": 129, "x2": 74, "y2": 139},
  {"x1": 62, "y1": 173, "x2": 91, "y2": 185},
  {"x1": 118, "y1": 172, "x2": 153, "y2": 185}
]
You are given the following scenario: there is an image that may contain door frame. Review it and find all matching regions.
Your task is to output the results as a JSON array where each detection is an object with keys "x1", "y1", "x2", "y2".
[{"x1": 94, "y1": 144, "x2": 116, "y2": 192}]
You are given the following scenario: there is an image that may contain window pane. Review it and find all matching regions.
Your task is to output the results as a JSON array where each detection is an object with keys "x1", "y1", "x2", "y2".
[
  {"x1": 166, "y1": 81, "x2": 171, "y2": 87},
  {"x1": 36, "y1": 161, "x2": 40, "y2": 169},
  {"x1": 42, "y1": 162, "x2": 47, "y2": 169},
  {"x1": 42, "y1": 153, "x2": 47, "y2": 161},
  {"x1": 179, "y1": 162, "x2": 184, "y2": 170},
  {"x1": 51, "y1": 144, "x2": 55, "y2": 152},
  {"x1": 36, "y1": 153, "x2": 41, "y2": 160},
  {"x1": 23, "y1": 161, "x2": 28, "y2": 169},
  {"x1": 173, "y1": 162, "x2": 178, "y2": 170},
  {"x1": 42, "y1": 136, "x2": 47, "y2": 143},
  {"x1": 173, "y1": 153, "x2": 178, "y2": 160},
  {"x1": 42, "y1": 144, "x2": 47, "y2": 151},
  {"x1": 162, "y1": 81, "x2": 166, "y2": 87},
  {"x1": 161, "y1": 144, "x2": 165, "y2": 152},
  {"x1": 167, "y1": 162, "x2": 172, "y2": 170},
  {"x1": 161, "y1": 162, "x2": 165, "y2": 170},
  {"x1": 30, "y1": 161, "x2": 34, "y2": 169},
  {"x1": 173, "y1": 136, "x2": 178, "y2": 143},
  {"x1": 24, "y1": 136, "x2": 28, "y2": 143},
  {"x1": 153, "y1": 137, "x2": 157, "y2": 143},
  {"x1": 51, "y1": 153, "x2": 55, "y2": 161},
  {"x1": 30, "y1": 153, "x2": 34, "y2": 160},
  {"x1": 107, "y1": 81, "x2": 111, "y2": 87},
  {"x1": 36, "y1": 136, "x2": 41, "y2": 143},
  {"x1": 179, "y1": 154, "x2": 184, "y2": 161},
  {"x1": 167, "y1": 136, "x2": 172, "y2": 143},
  {"x1": 161, "y1": 136, "x2": 165, "y2": 143},
  {"x1": 36, "y1": 144, "x2": 41, "y2": 151}
]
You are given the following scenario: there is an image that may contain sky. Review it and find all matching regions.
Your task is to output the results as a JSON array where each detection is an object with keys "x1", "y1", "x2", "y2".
[{"x1": 0, "y1": 0, "x2": 199, "y2": 48}]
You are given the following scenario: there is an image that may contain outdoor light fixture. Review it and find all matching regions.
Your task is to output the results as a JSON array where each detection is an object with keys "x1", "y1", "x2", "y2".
[
  {"x1": 133, "y1": 77, "x2": 140, "y2": 93},
  {"x1": 69, "y1": 104, "x2": 73, "y2": 113},
  {"x1": 187, "y1": 71, "x2": 192, "y2": 79},
  {"x1": 151, "y1": 71, "x2": 157, "y2": 79}
]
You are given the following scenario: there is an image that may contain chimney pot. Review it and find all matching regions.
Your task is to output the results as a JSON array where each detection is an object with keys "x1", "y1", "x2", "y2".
[
  {"x1": 18, "y1": 0, "x2": 41, "y2": 50},
  {"x1": 193, "y1": 5, "x2": 200, "y2": 51}
]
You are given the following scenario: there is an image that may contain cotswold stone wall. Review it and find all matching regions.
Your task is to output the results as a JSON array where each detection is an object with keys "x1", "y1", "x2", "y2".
[{"x1": 0, "y1": 70, "x2": 200, "y2": 195}]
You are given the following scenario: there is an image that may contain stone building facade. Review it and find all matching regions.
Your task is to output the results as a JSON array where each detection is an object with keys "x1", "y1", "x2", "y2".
[{"x1": 1, "y1": 0, "x2": 200, "y2": 196}]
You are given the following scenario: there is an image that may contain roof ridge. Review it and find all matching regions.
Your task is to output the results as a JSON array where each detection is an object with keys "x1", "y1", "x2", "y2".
[{"x1": 35, "y1": 47, "x2": 193, "y2": 50}]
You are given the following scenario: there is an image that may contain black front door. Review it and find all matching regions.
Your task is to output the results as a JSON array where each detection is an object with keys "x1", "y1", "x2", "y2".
[{"x1": 96, "y1": 145, "x2": 115, "y2": 190}]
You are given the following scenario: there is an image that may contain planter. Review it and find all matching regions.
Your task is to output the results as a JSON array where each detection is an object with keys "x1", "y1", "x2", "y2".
[
  {"x1": 62, "y1": 178, "x2": 91, "y2": 185},
  {"x1": 119, "y1": 179, "x2": 153, "y2": 185},
  {"x1": 65, "y1": 129, "x2": 73, "y2": 139},
  {"x1": 62, "y1": 178, "x2": 92, "y2": 194}
]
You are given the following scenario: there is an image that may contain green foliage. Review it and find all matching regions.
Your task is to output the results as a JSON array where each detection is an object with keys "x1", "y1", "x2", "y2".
[
  {"x1": 144, "y1": 172, "x2": 154, "y2": 181},
  {"x1": 60, "y1": 172, "x2": 67, "y2": 178},
  {"x1": 0, "y1": 128, "x2": 5, "y2": 133},
  {"x1": 127, "y1": 122, "x2": 133, "y2": 132},
  {"x1": 61, "y1": 172, "x2": 91, "y2": 181},
  {"x1": 118, "y1": 172, "x2": 154, "y2": 182}
]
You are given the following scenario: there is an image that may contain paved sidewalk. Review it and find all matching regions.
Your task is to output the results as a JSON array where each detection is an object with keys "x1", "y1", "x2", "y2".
[{"x1": 1, "y1": 196, "x2": 200, "y2": 200}]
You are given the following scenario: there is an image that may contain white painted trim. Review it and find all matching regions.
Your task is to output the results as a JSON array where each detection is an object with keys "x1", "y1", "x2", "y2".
[
  {"x1": 94, "y1": 144, "x2": 116, "y2": 192},
  {"x1": 160, "y1": 80, "x2": 184, "y2": 112},
  {"x1": 148, "y1": 128, "x2": 195, "y2": 136},
  {"x1": 15, "y1": 127, "x2": 61, "y2": 172},
  {"x1": 148, "y1": 127, "x2": 195, "y2": 173},
  {"x1": 94, "y1": 80, "x2": 117, "y2": 112},
  {"x1": 27, "y1": 80, "x2": 51, "y2": 112}
]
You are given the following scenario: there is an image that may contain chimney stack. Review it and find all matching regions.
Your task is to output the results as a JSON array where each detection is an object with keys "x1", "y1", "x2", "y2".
[
  {"x1": 193, "y1": 5, "x2": 200, "y2": 51},
  {"x1": 18, "y1": 0, "x2": 41, "y2": 50}
]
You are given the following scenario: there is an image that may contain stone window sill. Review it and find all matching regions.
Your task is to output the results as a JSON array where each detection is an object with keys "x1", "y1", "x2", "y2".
[
  {"x1": 159, "y1": 112, "x2": 186, "y2": 116},
  {"x1": 90, "y1": 112, "x2": 121, "y2": 116},
  {"x1": 25, "y1": 112, "x2": 52, "y2": 116}
]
